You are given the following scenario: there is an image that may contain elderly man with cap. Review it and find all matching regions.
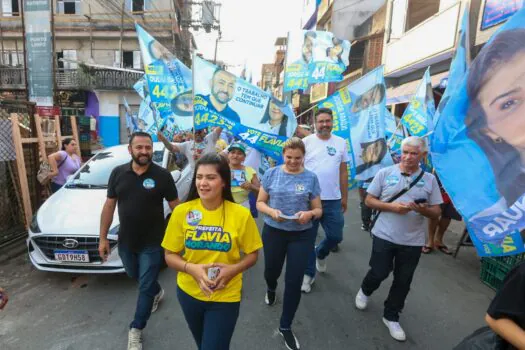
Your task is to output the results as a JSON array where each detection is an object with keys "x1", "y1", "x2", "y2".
[{"x1": 227, "y1": 142, "x2": 261, "y2": 209}]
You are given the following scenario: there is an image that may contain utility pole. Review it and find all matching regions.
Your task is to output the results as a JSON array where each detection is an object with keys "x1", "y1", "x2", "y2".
[
  {"x1": 19, "y1": 0, "x2": 29, "y2": 100},
  {"x1": 213, "y1": 29, "x2": 221, "y2": 64},
  {"x1": 50, "y1": 0, "x2": 57, "y2": 105},
  {"x1": 119, "y1": 0, "x2": 125, "y2": 68},
  {"x1": 88, "y1": 4, "x2": 93, "y2": 59}
]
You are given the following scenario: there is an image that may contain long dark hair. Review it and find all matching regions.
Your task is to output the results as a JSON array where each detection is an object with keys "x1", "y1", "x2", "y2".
[
  {"x1": 259, "y1": 100, "x2": 288, "y2": 137},
  {"x1": 186, "y1": 153, "x2": 235, "y2": 203},
  {"x1": 465, "y1": 29, "x2": 525, "y2": 205},
  {"x1": 62, "y1": 137, "x2": 74, "y2": 151}
]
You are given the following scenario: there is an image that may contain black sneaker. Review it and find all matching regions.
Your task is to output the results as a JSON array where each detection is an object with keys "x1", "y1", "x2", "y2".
[
  {"x1": 361, "y1": 224, "x2": 369, "y2": 231},
  {"x1": 265, "y1": 290, "x2": 276, "y2": 306},
  {"x1": 279, "y1": 328, "x2": 300, "y2": 350},
  {"x1": 330, "y1": 244, "x2": 340, "y2": 253}
]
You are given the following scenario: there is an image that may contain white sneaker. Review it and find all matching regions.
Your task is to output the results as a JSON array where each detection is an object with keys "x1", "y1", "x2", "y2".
[
  {"x1": 315, "y1": 258, "x2": 327, "y2": 273},
  {"x1": 151, "y1": 287, "x2": 164, "y2": 313},
  {"x1": 300, "y1": 275, "x2": 315, "y2": 293},
  {"x1": 355, "y1": 289, "x2": 368, "y2": 310},
  {"x1": 382, "y1": 318, "x2": 406, "y2": 342},
  {"x1": 128, "y1": 328, "x2": 143, "y2": 350}
]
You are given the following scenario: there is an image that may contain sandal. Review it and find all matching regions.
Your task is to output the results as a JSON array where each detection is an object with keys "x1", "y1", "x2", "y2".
[
  {"x1": 436, "y1": 245, "x2": 452, "y2": 255},
  {"x1": 422, "y1": 246, "x2": 433, "y2": 254}
]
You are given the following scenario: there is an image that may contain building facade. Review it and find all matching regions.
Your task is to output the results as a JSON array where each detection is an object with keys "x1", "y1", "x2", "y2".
[{"x1": 0, "y1": 0, "x2": 195, "y2": 149}]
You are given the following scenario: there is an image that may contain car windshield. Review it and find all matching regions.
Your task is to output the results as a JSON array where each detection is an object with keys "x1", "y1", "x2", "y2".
[{"x1": 67, "y1": 146, "x2": 164, "y2": 188}]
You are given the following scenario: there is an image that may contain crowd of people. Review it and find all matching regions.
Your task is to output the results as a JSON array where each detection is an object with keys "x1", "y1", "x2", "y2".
[{"x1": 91, "y1": 106, "x2": 525, "y2": 350}]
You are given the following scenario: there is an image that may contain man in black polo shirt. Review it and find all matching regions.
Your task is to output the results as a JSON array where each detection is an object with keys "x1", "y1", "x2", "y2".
[{"x1": 99, "y1": 132, "x2": 178, "y2": 350}]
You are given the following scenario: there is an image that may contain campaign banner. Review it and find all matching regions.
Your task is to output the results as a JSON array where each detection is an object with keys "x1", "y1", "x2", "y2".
[
  {"x1": 348, "y1": 66, "x2": 393, "y2": 180},
  {"x1": 432, "y1": 8, "x2": 525, "y2": 257},
  {"x1": 481, "y1": 0, "x2": 524, "y2": 30},
  {"x1": 318, "y1": 66, "x2": 392, "y2": 181},
  {"x1": 136, "y1": 24, "x2": 193, "y2": 132},
  {"x1": 433, "y1": 9, "x2": 470, "y2": 126},
  {"x1": 284, "y1": 30, "x2": 351, "y2": 92},
  {"x1": 193, "y1": 55, "x2": 297, "y2": 159},
  {"x1": 385, "y1": 109, "x2": 403, "y2": 158},
  {"x1": 318, "y1": 88, "x2": 357, "y2": 189},
  {"x1": 24, "y1": 0, "x2": 53, "y2": 106},
  {"x1": 400, "y1": 68, "x2": 436, "y2": 137}
]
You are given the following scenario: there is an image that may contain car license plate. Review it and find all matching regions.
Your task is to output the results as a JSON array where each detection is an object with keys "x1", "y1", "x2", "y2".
[{"x1": 54, "y1": 250, "x2": 90, "y2": 263}]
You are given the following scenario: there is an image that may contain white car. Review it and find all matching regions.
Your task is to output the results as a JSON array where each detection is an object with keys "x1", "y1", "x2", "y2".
[{"x1": 27, "y1": 142, "x2": 182, "y2": 274}]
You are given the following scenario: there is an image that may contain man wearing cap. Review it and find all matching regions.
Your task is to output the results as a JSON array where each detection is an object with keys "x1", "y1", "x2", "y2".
[{"x1": 227, "y1": 142, "x2": 261, "y2": 209}]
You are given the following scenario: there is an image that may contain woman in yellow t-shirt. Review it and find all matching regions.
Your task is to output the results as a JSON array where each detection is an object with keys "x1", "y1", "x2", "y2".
[
  {"x1": 162, "y1": 153, "x2": 263, "y2": 350},
  {"x1": 227, "y1": 142, "x2": 260, "y2": 209}
]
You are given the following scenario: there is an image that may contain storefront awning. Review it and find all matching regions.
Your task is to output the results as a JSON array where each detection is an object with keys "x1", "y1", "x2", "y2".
[{"x1": 386, "y1": 71, "x2": 449, "y2": 105}]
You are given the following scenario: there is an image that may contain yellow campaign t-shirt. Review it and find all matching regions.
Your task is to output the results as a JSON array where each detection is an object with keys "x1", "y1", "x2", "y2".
[
  {"x1": 162, "y1": 198, "x2": 263, "y2": 302},
  {"x1": 231, "y1": 166, "x2": 256, "y2": 205}
]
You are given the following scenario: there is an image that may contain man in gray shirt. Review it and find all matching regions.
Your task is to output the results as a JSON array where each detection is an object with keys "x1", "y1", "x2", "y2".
[{"x1": 354, "y1": 136, "x2": 442, "y2": 342}]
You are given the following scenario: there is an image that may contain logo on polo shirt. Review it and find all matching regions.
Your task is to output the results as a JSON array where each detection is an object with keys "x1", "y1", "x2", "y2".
[
  {"x1": 186, "y1": 210, "x2": 203, "y2": 226},
  {"x1": 386, "y1": 175, "x2": 399, "y2": 187},
  {"x1": 295, "y1": 183, "x2": 305, "y2": 194},
  {"x1": 416, "y1": 179, "x2": 425, "y2": 188},
  {"x1": 185, "y1": 225, "x2": 232, "y2": 252},
  {"x1": 326, "y1": 146, "x2": 337, "y2": 156},
  {"x1": 143, "y1": 178, "x2": 156, "y2": 190}
]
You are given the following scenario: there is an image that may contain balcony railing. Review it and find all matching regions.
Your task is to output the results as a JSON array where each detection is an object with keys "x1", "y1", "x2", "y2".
[
  {"x1": 0, "y1": 67, "x2": 25, "y2": 89},
  {"x1": 0, "y1": 67, "x2": 142, "y2": 90}
]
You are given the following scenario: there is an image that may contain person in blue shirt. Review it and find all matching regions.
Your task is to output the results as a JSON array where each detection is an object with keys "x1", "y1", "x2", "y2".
[
  {"x1": 257, "y1": 137, "x2": 322, "y2": 350},
  {"x1": 196, "y1": 68, "x2": 241, "y2": 124}
]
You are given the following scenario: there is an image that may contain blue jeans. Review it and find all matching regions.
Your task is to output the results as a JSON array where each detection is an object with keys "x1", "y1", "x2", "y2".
[
  {"x1": 262, "y1": 224, "x2": 315, "y2": 329},
  {"x1": 177, "y1": 287, "x2": 240, "y2": 350},
  {"x1": 305, "y1": 200, "x2": 344, "y2": 278},
  {"x1": 118, "y1": 243, "x2": 163, "y2": 330},
  {"x1": 361, "y1": 236, "x2": 422, "y2": 321}
]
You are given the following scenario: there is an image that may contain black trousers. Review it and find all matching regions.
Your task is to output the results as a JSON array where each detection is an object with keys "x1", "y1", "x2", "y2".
[
  {"x1": 361, "y1": 235, "x2": 422, "y2": 321},
  {"x1": 262, "y1": 224, "x2": 315, "y2": 329}
]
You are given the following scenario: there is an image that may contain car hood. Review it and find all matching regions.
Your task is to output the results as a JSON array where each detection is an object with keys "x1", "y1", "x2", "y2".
[{"x1": 37, "y1": 188, "x2": 119, "y2": 236}]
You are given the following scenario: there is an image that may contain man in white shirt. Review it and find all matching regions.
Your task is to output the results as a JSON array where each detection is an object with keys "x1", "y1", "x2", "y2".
[
  {"x1": 354, "y1": 136, "x2": 442, "y2": 342},
  {"x1": 301, "y1": 108, "x2": 349, "y2": 293},
  {"x1": 157, "y1": 127, "x2": 222, "y2": 201}
]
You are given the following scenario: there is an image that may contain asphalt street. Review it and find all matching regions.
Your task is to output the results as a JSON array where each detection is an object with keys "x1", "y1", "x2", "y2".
[{"x1": 0, "y1": 191, "x2": 495, "y2": 350}]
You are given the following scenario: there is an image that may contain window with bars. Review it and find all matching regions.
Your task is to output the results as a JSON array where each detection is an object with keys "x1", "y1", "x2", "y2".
[
  {"x1": 56, "y1": 0, "x2": 80, "y2": 15},
  {"x1": 1, "y1": 0, "x2": 20, "y2": 16}
]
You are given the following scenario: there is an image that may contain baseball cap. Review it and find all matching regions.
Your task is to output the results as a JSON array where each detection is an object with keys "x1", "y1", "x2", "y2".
[{"x1": 228, "y1": 142, "x2": 246, "y2": 154}]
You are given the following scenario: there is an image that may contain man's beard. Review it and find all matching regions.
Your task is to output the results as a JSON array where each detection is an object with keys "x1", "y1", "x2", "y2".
[
  {"x1": 132, "y1": 153, "x2": 152, "y2": 166},
  {"x1": 212, "y1": 89, "x2": 230, "y2": 104},
  {"x1": 317, "y1": 128, "x2": 331, "y2": 136}
]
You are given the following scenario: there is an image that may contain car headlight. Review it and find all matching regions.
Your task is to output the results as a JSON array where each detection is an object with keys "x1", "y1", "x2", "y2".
[
  {"x1": 30, "y1": 213, "x2": 41, "y2": 233},
  {"x1": 108, "y1": 225, "x2": 119, "y2": 236}
]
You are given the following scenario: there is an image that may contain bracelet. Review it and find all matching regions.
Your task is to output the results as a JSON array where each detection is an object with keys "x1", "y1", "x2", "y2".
[{"x1": 183, "y1": 261, "x2": 188, "y2": 273}]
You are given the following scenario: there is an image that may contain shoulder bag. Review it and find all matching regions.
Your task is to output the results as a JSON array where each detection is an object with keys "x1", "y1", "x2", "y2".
[
  {"x1": 368, "y1": 170, "x2": 425, "y2": 231},
  {"x1": 37, "y1": 154, "x2": 69, "y2": 185}
]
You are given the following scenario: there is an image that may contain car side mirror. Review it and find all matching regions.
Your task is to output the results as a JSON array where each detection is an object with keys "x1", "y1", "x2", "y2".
[{"x1": 171, "y1": 170, "x2": 181, "y2": 183}]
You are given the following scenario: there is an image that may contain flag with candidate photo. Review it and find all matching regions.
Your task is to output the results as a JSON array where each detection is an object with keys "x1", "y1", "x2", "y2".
[
  {"x1": 400, "y1": 68, "x2": 436, "y2": 137},
  {"x1": 284, "y1": 30, "x2": 351, "y2": 92},
  {"x1": 192, "y1": 55, "x2": 297, "y2": 159}
]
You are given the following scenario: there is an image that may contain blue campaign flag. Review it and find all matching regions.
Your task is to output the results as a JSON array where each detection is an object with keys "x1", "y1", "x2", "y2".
[
  {"x1": 432, "y1": 8, "x2": 525, "y2": 257},
  {"x1": 123, "y1": 97, "x2": 138, "y2": 135},
  {"x1": 284, "y1": 30, "x2": 351, "y2": 92},
  {"x1": 136, "y1": 23, "x2": 193, "y2": 132},
  {"x1": 400, "y1": 68, "x2": 436, "y2": 137},
  {"x1": 192, "y1": 55, "x2": 297, "y2": 159},
  {"x1": 433, "y1": 9, "x2": 470, "y2": 126},
  {"x1": 319, "y1": 66, "x2": 392, "y2": 181},
  {"x1": 384, "y1": 108, "x2": 403, "y2": 158}
]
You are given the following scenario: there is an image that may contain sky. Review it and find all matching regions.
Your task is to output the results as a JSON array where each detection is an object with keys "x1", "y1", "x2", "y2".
[{"x1": 191, "y1": 0, "x2": 305, "y2": 84}]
